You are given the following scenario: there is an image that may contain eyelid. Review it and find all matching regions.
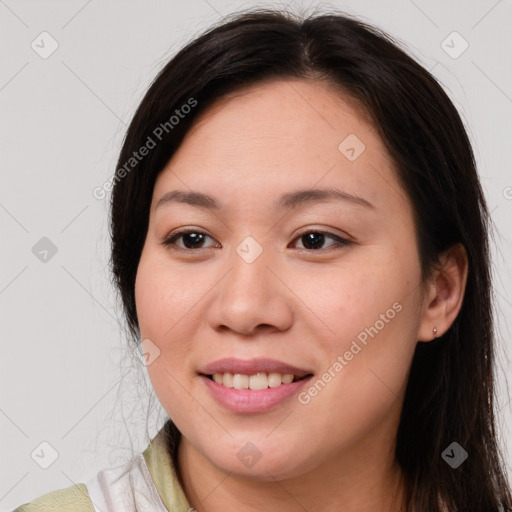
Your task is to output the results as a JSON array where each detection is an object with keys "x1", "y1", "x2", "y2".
[
  {"x1": 292, "y1": 225, "x2": 352, "y2": 242},
  {"x1": 289, "y1": 227, "x2": 351, "y2": 251},
  {"x1": 161, "y1": 227, "x2": 218, "y2": 250}
]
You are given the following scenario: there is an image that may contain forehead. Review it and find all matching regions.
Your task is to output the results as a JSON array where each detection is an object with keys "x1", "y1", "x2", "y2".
[{"x1": 153, "y1": 79, "x2": 405, "y2": 214}]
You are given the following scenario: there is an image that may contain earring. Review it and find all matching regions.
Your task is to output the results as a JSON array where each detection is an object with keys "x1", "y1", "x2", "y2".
[{"x1": 433, "y1": 327, "x2": 438, "y2": 339}]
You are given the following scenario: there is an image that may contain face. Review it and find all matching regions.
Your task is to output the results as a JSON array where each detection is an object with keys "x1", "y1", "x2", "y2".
[{"x1": 135, "y1": 79, "x2": 426, "y2": 480}]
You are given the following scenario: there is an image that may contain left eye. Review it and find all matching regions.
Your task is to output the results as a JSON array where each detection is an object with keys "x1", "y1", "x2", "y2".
[{"x1": 290, "y1": 231, "x2": 349, "y2": 251}]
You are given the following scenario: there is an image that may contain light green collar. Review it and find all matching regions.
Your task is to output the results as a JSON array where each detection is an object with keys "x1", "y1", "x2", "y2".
[{"x1": 143, "y1": 427, "x2": 191, "y2": 512}]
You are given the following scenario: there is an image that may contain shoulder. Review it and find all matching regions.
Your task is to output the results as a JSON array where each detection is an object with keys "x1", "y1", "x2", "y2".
[
  {"x1": 12, "y1": 483, "x2": 95, "y2": 512},
  {"x1": 12, "y1": 426, "x2": 187, "y2": 512}
]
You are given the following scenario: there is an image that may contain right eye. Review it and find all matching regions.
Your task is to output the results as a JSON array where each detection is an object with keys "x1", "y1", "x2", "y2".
[{"x1": 161, "y1": 229, "x2": 220, "y2": 251}]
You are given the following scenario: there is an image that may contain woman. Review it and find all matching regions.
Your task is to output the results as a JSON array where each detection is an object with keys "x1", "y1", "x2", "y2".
[{"x1": 13, "y1": 8, "x2": 512, "y2": 512}]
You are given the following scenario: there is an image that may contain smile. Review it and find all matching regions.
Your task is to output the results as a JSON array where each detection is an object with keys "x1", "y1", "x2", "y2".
[{"x1": 207, "y1": 372, "x2": 309, "y2": 390}]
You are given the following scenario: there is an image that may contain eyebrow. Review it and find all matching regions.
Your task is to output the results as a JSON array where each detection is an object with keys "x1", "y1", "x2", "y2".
[{"x1": 154, "y1": 187, "x2": 375, "y2": 212}]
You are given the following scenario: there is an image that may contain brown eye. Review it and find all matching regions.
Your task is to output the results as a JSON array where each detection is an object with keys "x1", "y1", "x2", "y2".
[
  {"x1": 291, "y1": 231, "x2": 350, "y2": 251},
  {"x1": 163, "y1": 230, "x2": 219, "y2": 250}
]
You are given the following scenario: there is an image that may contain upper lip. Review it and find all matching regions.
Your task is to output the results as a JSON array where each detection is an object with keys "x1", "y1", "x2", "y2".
[{"x1": 199, "y1": 358, "x2": 313, "y2": 378}]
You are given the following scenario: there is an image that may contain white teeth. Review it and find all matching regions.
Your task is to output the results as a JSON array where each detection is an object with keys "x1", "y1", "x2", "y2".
[
  {"x1": 211, "y1": 372, "x2": 298, "y2": 389},
  {"x1": 222, "y1": 372, "x2": 234, "y2": 388},
  {"x1": 249, "y1": 373, "x2": 268, "y2": 390},
  {"x1": 268, "y1": 372, "x2": 282, "y2": 388},
  {"x1": 281, "y1": 373, "x2": 293, "y2": 384},
  {"x1": 233, "y1": 374, "x2": 249, "y2": 389}
]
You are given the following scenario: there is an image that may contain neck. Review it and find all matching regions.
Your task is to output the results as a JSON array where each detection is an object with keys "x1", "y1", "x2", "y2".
[{"x1": 177, "y1": 433, "x2": 406, "y2": 512}]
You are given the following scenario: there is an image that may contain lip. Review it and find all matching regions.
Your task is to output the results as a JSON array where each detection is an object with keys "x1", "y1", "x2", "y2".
[
  {"x1": 198, "y1": 358, "x2": 314, "y2": 414},
  {"x1": 198, "y1": 357, "x2": 312, "y2": 378}
]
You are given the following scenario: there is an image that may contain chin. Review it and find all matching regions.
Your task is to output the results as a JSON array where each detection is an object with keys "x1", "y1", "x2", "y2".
[{"x1": 200, "y1": 438, "x2": 315, "y2": 481}]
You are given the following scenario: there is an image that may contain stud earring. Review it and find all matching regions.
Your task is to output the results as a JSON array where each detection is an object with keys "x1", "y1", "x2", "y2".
[{"x1": 433, "y1": 327, "x2": 438, "y2": 339}]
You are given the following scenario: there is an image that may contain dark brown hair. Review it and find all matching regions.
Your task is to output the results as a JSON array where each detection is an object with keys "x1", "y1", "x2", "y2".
[{"x1": 110, "y1": 8, "x2": 512, "y2": 511}]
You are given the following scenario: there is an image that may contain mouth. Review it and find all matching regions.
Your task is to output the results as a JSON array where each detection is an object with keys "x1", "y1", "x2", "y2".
[
  {"x1": 202, "y1": 371, "x2": 313, "y2": 390},
  {"x1": 198, "y1": 358, "x2": 314, "y2": 413},
  {"x1": 198, "y1": 357, "x2": 314, "y2": 390}
]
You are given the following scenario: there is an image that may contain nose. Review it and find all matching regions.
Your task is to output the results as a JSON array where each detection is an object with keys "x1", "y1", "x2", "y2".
[{"x1": 206, "y1": 243, "x2": 294, "y2": 337}]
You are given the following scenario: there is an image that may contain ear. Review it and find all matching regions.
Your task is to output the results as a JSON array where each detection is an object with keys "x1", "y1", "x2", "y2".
[{"x1": 417, "y1": 243, "x2": 469, "y2": 342}]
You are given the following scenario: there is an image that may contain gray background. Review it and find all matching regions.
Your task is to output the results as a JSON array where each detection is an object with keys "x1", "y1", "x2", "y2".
[{"x1": 1, "y1": 0, "x2": 511, "y2": 509}]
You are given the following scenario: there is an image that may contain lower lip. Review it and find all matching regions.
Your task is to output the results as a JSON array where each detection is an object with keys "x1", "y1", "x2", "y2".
[{"x1": 201, "y1": 375, "x2": 313, "y2": 414}]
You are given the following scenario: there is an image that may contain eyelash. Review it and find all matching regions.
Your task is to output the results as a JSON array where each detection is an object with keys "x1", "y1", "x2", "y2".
[{"x1": 161, "y1": 228, "x2": 352, "y2": 253}]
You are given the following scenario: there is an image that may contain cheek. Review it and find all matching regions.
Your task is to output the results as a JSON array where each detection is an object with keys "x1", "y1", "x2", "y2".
[
  {"x1": 134, "y1": 248, "x2": 206, "y2": 340},
  {"x1": 134, "y1": 248, "x2": 212, "y2": 421},
  {"x1": 294, "y1": 286, "x2": 419, "y2": 451},
  {"x1": 135, "y1": 251, "x2": 187, "y2": 382},
  {"x1": 297, "y1": 247, "x2": 422, "y2": 400},
  {"x1": 294, "y1": 249, "x2": 419, "y2": 343}
]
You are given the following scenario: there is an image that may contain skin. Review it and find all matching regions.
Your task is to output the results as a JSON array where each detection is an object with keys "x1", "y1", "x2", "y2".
[{"x1": 134, "y1": 78, "x2": 468, "y2": 512}]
